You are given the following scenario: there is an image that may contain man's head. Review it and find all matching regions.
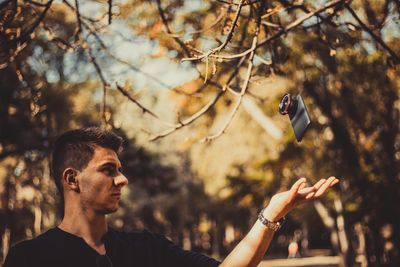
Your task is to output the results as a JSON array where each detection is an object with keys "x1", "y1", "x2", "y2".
[{"x1": 51, "y1": 127, "x2": 129, "y2": 214}]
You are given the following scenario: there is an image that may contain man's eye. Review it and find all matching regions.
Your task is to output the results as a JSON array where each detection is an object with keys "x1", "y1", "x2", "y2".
[{"x1": 103, "y1": 167, "x2": 116, "y2": 175}]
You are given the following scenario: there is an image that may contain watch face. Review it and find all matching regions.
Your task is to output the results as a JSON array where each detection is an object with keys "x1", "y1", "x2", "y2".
[{"x1": 267, "y1": 221, "x2": 280, "y2": 231}]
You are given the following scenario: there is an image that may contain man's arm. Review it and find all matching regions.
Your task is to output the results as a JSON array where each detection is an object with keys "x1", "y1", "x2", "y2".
[{"x1": 219, "y1": 176, "x2": 339, "y2": 267}]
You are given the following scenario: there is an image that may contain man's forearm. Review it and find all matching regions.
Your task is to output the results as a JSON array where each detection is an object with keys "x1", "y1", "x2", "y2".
[
  {"x1": 219, "y1": 210, "x2": 277, "y2": 267},
  {"x1": 219, "y1": 177, "x2": 339, "y2": 267}
]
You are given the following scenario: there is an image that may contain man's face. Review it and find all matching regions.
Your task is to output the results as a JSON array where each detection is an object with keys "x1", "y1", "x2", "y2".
[{"x1": 76, "y1": 146, "x2": 128, "y2": 214}]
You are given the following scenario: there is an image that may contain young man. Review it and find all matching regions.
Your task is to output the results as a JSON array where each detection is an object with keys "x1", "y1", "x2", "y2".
[{"x1": 3, "y1": 127, "x2": 339, "y2": 267}]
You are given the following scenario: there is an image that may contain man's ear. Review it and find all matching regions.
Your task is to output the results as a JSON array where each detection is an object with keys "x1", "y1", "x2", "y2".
[{"x1": 62, "y1": 168, "x2": 80, "y2": 192}]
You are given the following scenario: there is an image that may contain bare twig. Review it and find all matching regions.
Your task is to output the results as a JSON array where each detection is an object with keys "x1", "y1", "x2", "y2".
[
  {"x1": 108, "y1": 0, "x2": 112, "y2": 24},
  {"x1": 74, "y1": 0, "x2": 83, "y2": 35},
  {"x1": 1, "y1": 0, "x2": 53, "y2": 67},
  {"x1": 63, "y1": 0, "x2": 107, "y2": 24},
  {"x1": 15, "y1": 58, "x2": 41, "y2": 107},
  {"x1": 88, "y1": 47, "x2": 110, "y2": 125},
  {"x1": 345, "y1": 3, "x2": 400, "y2": 64},
  {"x1": 181, "y1": 0, "x2": 245, "y2": 62},
  {"x1": 258, "y1": 0, "x2": 345, "y2": 47},
  {"x1": 72, "y1": 0, "x2": 109, "y2": 124},
  {"x1": 149, "y1": 90, "x2": 225, "y2": 141},
  {"x1": 2, "y1": 0, "x2": 54, "y2": 65},
  {"x1": 69, "y1": 0, "x2": 176, "y2": 124},
  {"x1": 205, "y1": 0, "x2": 346, "y2": 61},
  {"x1": 64, "y1": 1, "x2": 208, "y2": 136},
  {"x1": 30, "y1": 5, "x2": 77, "y2": 50},
  {"x1": 150, "y1": 53, "x2": 248, "y2": 141},
  {"x1": 82, "y1": 21, "x2": 194, "y2": 95},
  {"x1": 216, "y1": 0, "x2": 261, "y2": 6},
  {"x1": 277, "y1": 0, "x2": 338, "y2": 28},
  {"x1": 20, "y1": 0, "x2": 53, "y2": 43},
  {"x1": 197, "y1": 1, "x2": 268, "y2": 142},
  {"x1": 156, "y1": 0, "x2": 192, "y2": 57},
  {"x1": 115, "y1": 84, "x2": 177, "y2": 128},
  {"x1": 166, "y1": 9, "x2": 227, "y2": 37},
  {"x1": 213, "y1": 0, "x2": 244, "y2": 52},
  {"x1": 261, "y1": 20, "x2": 282, "y2": 29},
  {"x1": 200, "y1": 25, "x2": 260, "y2": 142}
]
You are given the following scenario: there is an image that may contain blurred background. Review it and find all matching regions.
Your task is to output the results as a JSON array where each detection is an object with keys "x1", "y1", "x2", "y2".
[{"x1": 0, "y1": 0, "x2": 399, "y2": 266}]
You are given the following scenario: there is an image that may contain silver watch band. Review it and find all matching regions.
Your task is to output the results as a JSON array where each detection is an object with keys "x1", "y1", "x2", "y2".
[{"x1": 257, "y1": 208, "x2": 285, "y2": 232}]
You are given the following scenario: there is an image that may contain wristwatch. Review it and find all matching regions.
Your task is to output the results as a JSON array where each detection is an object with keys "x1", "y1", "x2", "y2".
[{"x1": 257, "y1": 208, "x2": 285, "y2": 232}]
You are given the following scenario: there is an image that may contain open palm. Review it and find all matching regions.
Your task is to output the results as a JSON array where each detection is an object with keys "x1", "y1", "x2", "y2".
[{"x1": 264, "y1": 177, "x2": 339, "y2": 221}]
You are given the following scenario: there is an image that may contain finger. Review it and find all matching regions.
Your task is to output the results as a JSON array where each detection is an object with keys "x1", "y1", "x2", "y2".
[
  {"x1": 296, "y1": 190, "x2": 316, "y2": 204},
  {"x1": 331, "y1": 178, "x2": 340, "y2": 187},
  {"x1": 305, "y1": 178, "x2": 339, "y2": 199},
  {"x1": 313, "y1": 179, "x2": 326, "y2": 190},
  {"x1": 298, "y1": 186, "x2": 316, "y2": 195},
  {"x1": 299, "y1": 182, "x2": 307, "y2": 191},
  {"x1": 305, "y1": 192, "x2": 316, "y2": 199},
  {"x1": 314, "y1": 177, "x2": 338, "y2": 197},
  {"x1": 288, "y1": 178, "x2": 307, "y2": 200},
  {"x1": 299, "y1": 179, "x2": 326, "y2": 196}
]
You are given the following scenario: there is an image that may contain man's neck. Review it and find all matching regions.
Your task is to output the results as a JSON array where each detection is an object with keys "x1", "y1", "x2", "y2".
[{"x1": 59, "y1": 206, "x2": 108, "y2": 254}]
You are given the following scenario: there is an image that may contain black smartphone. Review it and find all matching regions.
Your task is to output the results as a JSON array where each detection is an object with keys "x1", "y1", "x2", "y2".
[{"x1": 279, "y1": 94, "x2": 311, "y2": 142}]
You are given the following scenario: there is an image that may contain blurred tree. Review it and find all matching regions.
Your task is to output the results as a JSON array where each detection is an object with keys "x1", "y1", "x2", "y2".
[
  {"x1": 1, "y1": 0, "x2": 400, "y2": 266},
  {"x1": 0, "y1": 2, "x2": 214, "y2": 264},
  {"x1": 0, "y1": 4, "x2": 100, "y2": 260}
]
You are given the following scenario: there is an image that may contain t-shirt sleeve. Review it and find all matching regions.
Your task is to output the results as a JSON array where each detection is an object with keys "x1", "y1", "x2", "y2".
[
  {"x1": 146, "y1": 232, "x2": 221, "y2": 267},
  {"x1": 3, "y1": 241, "x2": 30, "y2": 267}
]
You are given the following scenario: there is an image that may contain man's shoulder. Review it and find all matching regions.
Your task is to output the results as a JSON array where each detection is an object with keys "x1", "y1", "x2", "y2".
[
  {"x1": 10, "y1": 228, "x2": 58, "y2": 250},
  {"x1": 3, "y1": 228, "x2": 58, "y2": 267},
  {"x1": 108, "y1": 228, "x2": 220, "y2": 267}
]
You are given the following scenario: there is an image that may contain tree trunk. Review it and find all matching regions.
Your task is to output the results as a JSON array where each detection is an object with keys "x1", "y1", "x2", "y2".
[
  {"x1": 313, "y1": 200, "x2": 346, "y2": 267},
  {"x1": 354, "y1": 222, "x2": 368, "y2": 267}
]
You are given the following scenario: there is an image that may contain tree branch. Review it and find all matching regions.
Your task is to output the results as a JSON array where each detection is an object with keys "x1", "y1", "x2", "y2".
[
  {"x1": 216, "y1": 0, "x2": 261, "y2": 6},
  {"x1": 155, "y1": 0, "x2": 192, "y2": 57},
  {"x1": 115, "y1": 84, "x2": 177, "y2": 128},
  {"x1": 166, "y1": 8, "x2": 227, "y2": 37},
  {"x1": 108, "y1": 0, "x2": 112, "y2": 24},
  {"x1": 200, "y1": 26, "x2": 259, "y2": 142},
  {"x1": 149, "y1": 54, "x2": 248, "y2": 141},
  {"x1": 197, "y1": 0, "x2": 346, "y2": 61},
  {"x1": 345, "y1": 3, "x2": 400, "y2": 64},
  {"x1": 149, "y1": 90, "x2": 225, "y2": 141},
  {"x1": 181, "y1": 0, "x2": 245, "y2": 62},
  {"x1": 0, "y1": 0, "x2": 54, "y2": 67},
  {"x1": 87, "y1": 46, "x2": 110, "y2": 125}
]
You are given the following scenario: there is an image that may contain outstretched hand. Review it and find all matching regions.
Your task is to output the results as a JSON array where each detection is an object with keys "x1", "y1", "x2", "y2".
[
  {"x1": 219, "y1": 176, "x2": 339, "y2": 267},
  {"x1": 263, "y1": 177, "x2": 339, "y2": 222}
]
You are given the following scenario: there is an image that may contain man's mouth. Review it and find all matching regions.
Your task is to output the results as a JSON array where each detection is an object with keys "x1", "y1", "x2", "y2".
[{"x1": 111, "y1": 192, "x2": 121, "y2": 198}]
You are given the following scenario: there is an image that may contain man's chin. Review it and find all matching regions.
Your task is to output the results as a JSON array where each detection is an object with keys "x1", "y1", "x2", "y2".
[{"x1": 103, "y1": 205, "x2": 120, "y2": 214}]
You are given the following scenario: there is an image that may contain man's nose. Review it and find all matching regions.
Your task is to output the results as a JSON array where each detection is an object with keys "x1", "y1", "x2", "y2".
[{"x1": 113, "y1": 174, "x2": 129, "y2": 187}]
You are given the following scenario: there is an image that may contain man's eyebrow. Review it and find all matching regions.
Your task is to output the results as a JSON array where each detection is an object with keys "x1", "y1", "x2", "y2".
[{"x1": 98, "y1": 161, "x2": 121, "y2": 168}]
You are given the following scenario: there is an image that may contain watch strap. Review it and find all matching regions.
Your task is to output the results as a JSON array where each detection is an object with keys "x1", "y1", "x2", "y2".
[{"x1": 258, "y1": 208, "x2": 285, "y2": 232}]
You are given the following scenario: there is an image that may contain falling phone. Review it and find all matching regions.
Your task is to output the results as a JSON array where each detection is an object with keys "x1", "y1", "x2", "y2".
[{"x1": 279, "y1": 94, "x2": 311, "y2": 142}]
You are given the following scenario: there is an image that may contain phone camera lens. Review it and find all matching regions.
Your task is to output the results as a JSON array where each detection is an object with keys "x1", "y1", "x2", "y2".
[
  {"x1": 279, "y1": 94, "x2": 291, "y2": 115},
  {"x1": 279, "y1": 93, "x2": 298, "y2": 116}
]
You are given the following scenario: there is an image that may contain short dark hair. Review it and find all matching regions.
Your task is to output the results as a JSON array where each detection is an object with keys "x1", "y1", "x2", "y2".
[{"x1": 51, "y1": 127, "x2": 123, "y2": 195}]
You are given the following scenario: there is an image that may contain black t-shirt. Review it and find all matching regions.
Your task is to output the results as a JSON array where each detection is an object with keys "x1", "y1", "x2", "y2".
[{"x1": 3, "y1": 227, "x2": 221, "y2": 267}]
